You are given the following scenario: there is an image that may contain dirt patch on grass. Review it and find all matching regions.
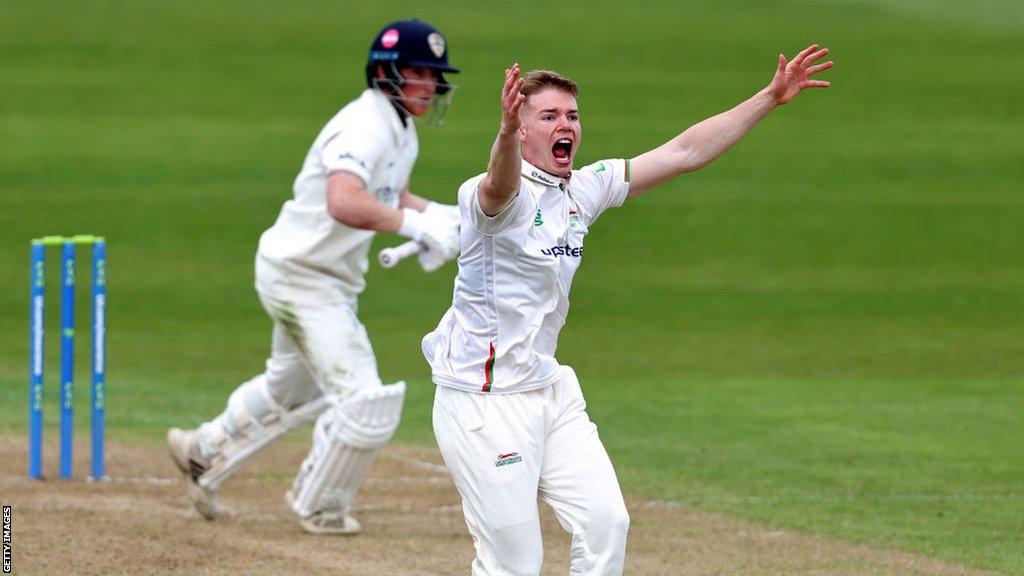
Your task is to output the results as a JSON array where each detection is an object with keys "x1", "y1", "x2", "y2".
[{"x1": 0, "y1": 437, "x2": 994, "y2": 575}]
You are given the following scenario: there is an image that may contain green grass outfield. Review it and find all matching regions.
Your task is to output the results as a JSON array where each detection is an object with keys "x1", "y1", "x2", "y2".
[{"x1": 2, "y1": 0, "x2": 1022, "y2": 573}]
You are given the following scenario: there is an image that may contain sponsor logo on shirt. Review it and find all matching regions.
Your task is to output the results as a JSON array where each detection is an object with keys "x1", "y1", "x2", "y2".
[
  {"x1": 336, "y1": 152, "x2": 369, "y2": 169},
  {"x1": 595, "y1": 162, "x2": 606, "y2": 172},
  {"x1": 533, "y1": 209, "x2": 544, "y2": 227},
  {"x1": 541, "y1": 244, "x2": 583, "y2": 258},
  {"x1": 569, "y1": 209, "x2": 580, "y2": 228},
  {"x1": 375, "y1": 186, "x2": 399, "y2": 205},
  {"x1": 495, "y1": 452, "x2": 523, "y2": 468},
  {"x1": 529, "y1": 170, "x2": 558, "y2": 186}
]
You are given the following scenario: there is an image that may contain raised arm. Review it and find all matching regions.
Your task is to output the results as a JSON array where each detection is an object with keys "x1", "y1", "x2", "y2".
[
  {"x1": 478, "y1": 64, "x2": 527, "y2": 216},
  {"x1": 628, "y1": 44, "x2": 833, "y2": 198}
]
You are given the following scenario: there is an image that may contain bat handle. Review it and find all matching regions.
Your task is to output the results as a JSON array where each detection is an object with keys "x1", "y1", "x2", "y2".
[{"x1": 378, "y1": 240, "x2": 422, "y2": 269}]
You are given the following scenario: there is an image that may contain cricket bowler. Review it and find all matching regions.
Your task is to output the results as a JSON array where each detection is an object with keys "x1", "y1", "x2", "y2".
[{"x1": 423, "y1": 46, "x2": 833, "y2": 574}]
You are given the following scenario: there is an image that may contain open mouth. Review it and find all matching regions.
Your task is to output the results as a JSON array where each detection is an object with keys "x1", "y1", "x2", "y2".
[{"x1": 551, "y1": 138, "x2": 573, "y2": 166}]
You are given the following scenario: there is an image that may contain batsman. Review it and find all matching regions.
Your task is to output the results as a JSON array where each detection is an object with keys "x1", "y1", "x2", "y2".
[
  {"x1": 167, "y1": 19, "x2": 461, "y2": 533},
  {"x1": 424, "y1": 45, "x2": 833, "y2": 574}
]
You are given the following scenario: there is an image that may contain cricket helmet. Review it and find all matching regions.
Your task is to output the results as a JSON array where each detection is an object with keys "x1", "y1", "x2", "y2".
[{"x1": 365, "y1": 19, "x2": 459, "y2": 94}]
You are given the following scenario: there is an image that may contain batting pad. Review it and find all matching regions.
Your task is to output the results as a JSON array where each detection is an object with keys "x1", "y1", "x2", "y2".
[
  {"x1": 197, "y1": 375, "x2": 328, "y2": 490},
  {"x1": 289, "y1": 381, "x2": 406, "y2": 518}
]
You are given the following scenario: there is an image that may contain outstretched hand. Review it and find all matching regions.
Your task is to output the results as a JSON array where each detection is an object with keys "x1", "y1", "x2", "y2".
[
  {"x1": 500, "y1": 63, "x2": 527, "y2": 133},
  {"x1": 479, "y1": 62, "x2": 528, "y2": 216},
  {"x1": 768, "y1": 44, "x2": 833, "y2": 105}
]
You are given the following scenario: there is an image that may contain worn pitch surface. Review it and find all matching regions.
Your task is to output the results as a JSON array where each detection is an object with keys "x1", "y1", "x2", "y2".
[{"x1": 1, "y1": 438, "x2": 993, "y2": 576}]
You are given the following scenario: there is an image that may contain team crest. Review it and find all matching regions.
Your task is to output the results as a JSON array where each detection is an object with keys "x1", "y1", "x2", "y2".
[
  {"x1": 569, "y1": 209, "x2": 581, "y2": 228},
  {"x1": 427, "y1": 33, "x2": 446, "y2": 58}
]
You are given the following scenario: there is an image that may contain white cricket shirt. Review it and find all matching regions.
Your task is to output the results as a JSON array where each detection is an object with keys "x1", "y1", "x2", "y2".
[
  {"x1": 256, "y1": 88, "x2": 418, "y2": 302},
  {"x1": 423, "y1": 158, "x2": 630, "y2": 393}
]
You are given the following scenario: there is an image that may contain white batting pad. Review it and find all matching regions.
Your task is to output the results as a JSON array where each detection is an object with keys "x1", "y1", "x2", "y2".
[
  {"x1": 289, "y1": 381, "x2": 406, "y2": 518},
  {"x1": 196, "y1": 375, "x2": 328, "y2": 490}
]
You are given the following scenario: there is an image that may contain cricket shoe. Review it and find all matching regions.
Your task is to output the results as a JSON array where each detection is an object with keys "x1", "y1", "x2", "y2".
[
  {"x1": 167, "y1": 427, "x2": 221, "y2": 520},
  {"x1": 285, "y1": 489, "x2": 362, "y2": 535}
]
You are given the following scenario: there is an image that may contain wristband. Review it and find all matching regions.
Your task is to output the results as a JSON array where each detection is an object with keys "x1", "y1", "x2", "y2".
[{"x1": 398, "y1": 207, "x2": 426, "y2": 241}]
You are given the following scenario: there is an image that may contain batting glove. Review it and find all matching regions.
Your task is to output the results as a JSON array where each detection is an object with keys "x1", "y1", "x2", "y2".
[{"x1": 399, "y1": 208, "x2": 460, "y2": 271}]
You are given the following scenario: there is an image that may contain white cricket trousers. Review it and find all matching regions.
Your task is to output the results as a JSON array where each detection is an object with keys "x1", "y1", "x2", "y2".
[
  {"x1": 256, "y1": 292, "x2": 383, "y2": 404},
  {"x1": 433, "y1": 367, "x2": 629, "y2": 576},
  {"x1": 195, "y1": 293, "x2": 383, "y2": 460}
]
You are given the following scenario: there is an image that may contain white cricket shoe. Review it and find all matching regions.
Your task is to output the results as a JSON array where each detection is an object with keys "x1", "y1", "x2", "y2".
[
  {"x1": 285, "y1": 489, "x2": 362, "y2": 535},
  {"x1": 167, "y1": 427, "x2": 221, "y2": 521}
]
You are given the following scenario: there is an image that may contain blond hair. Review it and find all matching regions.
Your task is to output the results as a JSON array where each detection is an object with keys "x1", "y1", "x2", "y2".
[{"x1": 520, "y1": 70, "x2": 579, "y2": 97}]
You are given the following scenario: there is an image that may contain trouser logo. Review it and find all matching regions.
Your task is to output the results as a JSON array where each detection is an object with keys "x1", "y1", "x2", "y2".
[{"x1": 494, "y1": 452, "x2": 522, "y2": 468}]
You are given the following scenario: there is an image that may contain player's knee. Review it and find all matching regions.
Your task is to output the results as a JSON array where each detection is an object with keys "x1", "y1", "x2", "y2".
[
  {"x1": 205, "y1": 376, "x2": 280, "y2": 441},
  {"x1": 238, "y1": 376, "x2": 280, "y2": 420},
  {"x1": 610, "y1": 506, "x2": 630, "y2": 540},
  {"x1": 566, "y1": 504, "x2": 628, "y2": 571},
  {"x1": 485, "y1": 522, "x2": 544, "y2": 576},
  {"x1": 263, "y1": 352, "x2": 320, "y2": 407},
  {"x1": 590, "y1": 501, "x2": 630, "y2": 545},
  {"x1": 265, "y1": 369, "x2": 321, "y2": 409}
]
